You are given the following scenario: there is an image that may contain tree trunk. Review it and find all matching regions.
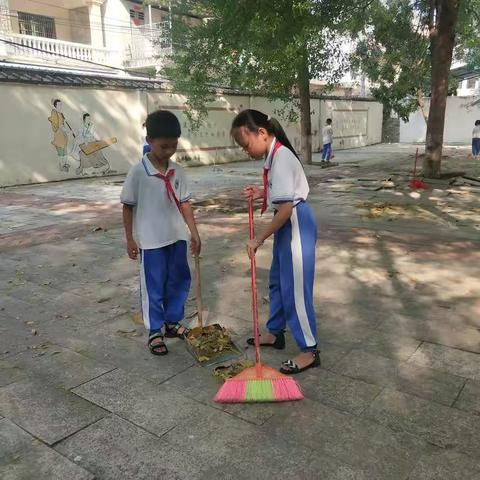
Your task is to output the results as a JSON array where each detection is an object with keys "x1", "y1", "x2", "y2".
[
  {"x1": 298, "y1": 60, "x2": 312, "y2": 164},
  {"x1": 423, "y1": 0, "x2": 459, "y2": 178}
]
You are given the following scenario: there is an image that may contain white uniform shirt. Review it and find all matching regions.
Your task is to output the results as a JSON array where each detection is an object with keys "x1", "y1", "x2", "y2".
[
  {"x1": 264, "y1": 139, "x2": 309, "y2": 210},
  {"x1": 120, "y1": 154, "x2": 191, "y2": 250},
  {"x1": 322, "y1": 125, "x2": 333, "y2": 144},
  {"x1": 472, "y1": 125, "x2": 480, "y2": 138}
]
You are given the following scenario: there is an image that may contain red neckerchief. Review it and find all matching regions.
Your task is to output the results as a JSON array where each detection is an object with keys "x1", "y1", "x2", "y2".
[
  {"x1": 154, "y1": 169, "x2": 181, "y2": 210},
  {"x1": 261, "y1": 141, "x2": 283, "y2": 214}
]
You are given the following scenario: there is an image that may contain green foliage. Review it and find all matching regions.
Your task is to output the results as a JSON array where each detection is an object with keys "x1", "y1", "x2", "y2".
[
  {"x1": 456, "y1": 0, "x2": 480, "y2": 70},
  {"x1": 352, "y1": 0, "x2": 480, "y2": 121},
  {"x1": 159, "y1": 0, "x2": 357, "y2": 127},
  {"x1": 350, "y1": 0, "x2": 430, "y2": 121}
]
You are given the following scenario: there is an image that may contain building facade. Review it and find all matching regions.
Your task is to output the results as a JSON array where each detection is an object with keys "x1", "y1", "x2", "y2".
[{"x1": 0, "y1": 0, "x2": 201, "y2": 72}]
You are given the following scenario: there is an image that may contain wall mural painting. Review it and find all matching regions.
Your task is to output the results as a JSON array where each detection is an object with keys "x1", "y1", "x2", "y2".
[{"x1": 48, "y1": 99, "x2": 117, "y2": 175}]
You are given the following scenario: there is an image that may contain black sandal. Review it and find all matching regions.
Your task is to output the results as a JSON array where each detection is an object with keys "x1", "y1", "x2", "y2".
[
  {"x1": 247, "y1": 331, "x2": 285, "y2": 350},
  {"x1": 280, "y1": 350, "x2": 321, "y2": 374},
  {"x1": 148, "y1": 333, "x2": 168, "y2": 356},
  {"x1": 165, "y1": 323, "x2": 190, "y2": 339}
]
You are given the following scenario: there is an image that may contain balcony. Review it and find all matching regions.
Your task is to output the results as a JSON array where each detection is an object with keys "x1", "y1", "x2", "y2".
[
  {"x1": 0, "y1": 31, "x2": 122, "y2": 69},
  {"x1": 124, "y1": 21, "x2": 172, "y2": 70}
]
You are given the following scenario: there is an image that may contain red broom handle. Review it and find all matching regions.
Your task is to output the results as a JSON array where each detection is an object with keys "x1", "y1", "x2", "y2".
[
  {"x1": 413, "y1": 147, "x2": 419, "y2": 179},
  {"x1": 248, "y1": 198, "x2": 262, "y2": 371}
]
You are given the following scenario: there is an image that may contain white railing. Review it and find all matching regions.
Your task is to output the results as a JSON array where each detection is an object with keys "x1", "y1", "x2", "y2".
[
  {"x1": 125, "y1": 21, "x2": 172, "y2": 68},
  {"x1": 0, "y1": 32, "x2": 122, "y2": 68}
]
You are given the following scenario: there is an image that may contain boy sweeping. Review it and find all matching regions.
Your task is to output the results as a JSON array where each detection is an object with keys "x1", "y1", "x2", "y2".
[{"x1": 121, "y1": 110, "x2": 201, "y2": 355}]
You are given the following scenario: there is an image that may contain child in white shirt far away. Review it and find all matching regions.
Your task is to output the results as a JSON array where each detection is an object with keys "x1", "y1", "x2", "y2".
[
  {"x1": 322, "y1": 118, "x2": 333, "y2": 163},
  {"x1": 472, "y1": 120, "x2": 480, "y2": 159}
]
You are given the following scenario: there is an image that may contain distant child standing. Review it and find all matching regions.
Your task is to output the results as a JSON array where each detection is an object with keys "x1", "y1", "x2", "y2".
[
  {"x1": 231, "y1": 109, "x2": 320, "y2": 374},
  {"x1": 121, "y1": 110, "x2": 201, "y2": 355},
  {"x1": 472, "y1": 120, "x2": 480, "y2": 159},
  {"x1": 322, "y1": 118, "x2": 333, "y2": 163}
]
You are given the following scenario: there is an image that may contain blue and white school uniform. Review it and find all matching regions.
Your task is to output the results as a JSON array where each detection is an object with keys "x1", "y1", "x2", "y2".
[
  {"x1": 472, "y1": 125, "x2": 480, "y2": 157},
  {"x1": 264, "y1": 140, "x2": 318, "y2": 352},
  {"x1": 121, "y1": 154, "x2": 192, "y2": 335},
  {"x1": 322, "y1": 125, "x2": 333, "y2": 161}
]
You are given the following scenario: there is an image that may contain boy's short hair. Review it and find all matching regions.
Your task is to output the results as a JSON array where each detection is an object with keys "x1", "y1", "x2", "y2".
[
  {"x1": 146, "y1": 110, "x2": 181, "y2": 139},
  {"x1": 475, "y1": 120, "x2": 480, "y2": 126},
  {"x1": 326, "y1": 118, "x2": 332, "y2": 124}
]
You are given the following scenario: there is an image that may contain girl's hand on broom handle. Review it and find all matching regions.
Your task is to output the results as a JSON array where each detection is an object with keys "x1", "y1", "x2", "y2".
[
  {"x1": 243, "y1": 185, "x2": 263, "y2": 200},
  {"x1": 246, "y1": 238, "x2": 263, "y2": 259}
]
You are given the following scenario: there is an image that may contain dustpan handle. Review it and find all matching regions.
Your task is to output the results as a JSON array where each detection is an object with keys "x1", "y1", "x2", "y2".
[{"x1": 248, "y1": 198, "x2": 261, "y2": 366}]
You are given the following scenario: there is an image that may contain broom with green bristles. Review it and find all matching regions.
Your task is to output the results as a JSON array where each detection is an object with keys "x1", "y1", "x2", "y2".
[{"x1": 214, "y1": 198, "x2": 304, "y2": 403}]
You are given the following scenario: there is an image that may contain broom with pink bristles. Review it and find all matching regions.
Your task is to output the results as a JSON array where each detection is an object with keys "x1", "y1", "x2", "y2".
[{"x1": 214, "y1": 198, "x2": 304, "y2": 403}]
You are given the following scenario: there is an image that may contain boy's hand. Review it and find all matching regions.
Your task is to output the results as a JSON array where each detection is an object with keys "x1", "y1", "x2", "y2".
[
  {"x1": 243, "y1": 185, "x2": 263, "y2": 200},
  {"x1": 127, "y1": 239, "x2": 139, "y2": 260},
  {"x1": 190, "y1": 234, "x2": 201, "y2": 256}
]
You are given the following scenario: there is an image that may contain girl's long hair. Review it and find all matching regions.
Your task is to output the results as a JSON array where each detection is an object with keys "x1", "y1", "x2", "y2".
[{"x1": 231, "y1": 109, "x2": 299, "y2": 159}]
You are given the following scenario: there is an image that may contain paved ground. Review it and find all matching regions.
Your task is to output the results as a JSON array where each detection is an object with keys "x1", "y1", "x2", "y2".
[{"x1": 1, "y1": 143, "x2": 480, "y2": 480}]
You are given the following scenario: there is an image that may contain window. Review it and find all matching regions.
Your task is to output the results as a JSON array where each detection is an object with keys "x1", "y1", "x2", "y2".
[
  {"x1": 130, "y1": 9, "x2": 145, "y2": 25},
  {"x1": 18, "y1": 12, "x2": 56, "y2": 39},
  {"x1": 467, "y1": 78, "x2": 477, "y2": 89}
]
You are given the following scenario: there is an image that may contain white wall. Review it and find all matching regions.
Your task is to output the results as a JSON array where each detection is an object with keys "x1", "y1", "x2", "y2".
[
  {"x1": 147, "y1": 91, "x2": 250, "y2": 164},
  {"x1": 321, "y1": 99, "x2": 383, "y2": 150},
  {"x1": 0, "y1": 83, "x2": 146, "y2": 186},
  {"x1": 0, "y1": 82, "x2": 383, "y2": 187},
  {"x1": 247, "y1": 97, "x2": 322, "y2": 152},
  {"x1": 400, "y1": 96, "x2": 480, "y2": 144},
  {"x1": 102, "y1": 0, "x2": 131, "y2": 53}
]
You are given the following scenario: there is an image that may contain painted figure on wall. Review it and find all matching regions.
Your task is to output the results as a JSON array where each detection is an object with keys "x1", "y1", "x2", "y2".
[
  {"x1": 74, "y1": 113, "x2": 117, "y2": 176},
  {"x1": 48, "y1": 99, "x2": 71, "y2": 172},
  {"x1": 47, "y1": 99, "x2": 117, "y2": 176}
]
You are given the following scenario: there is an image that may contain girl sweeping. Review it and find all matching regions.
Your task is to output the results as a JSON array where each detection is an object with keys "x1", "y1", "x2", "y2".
[{"x1": 231, "y1": 109, "x2": 320, "y2": 374}]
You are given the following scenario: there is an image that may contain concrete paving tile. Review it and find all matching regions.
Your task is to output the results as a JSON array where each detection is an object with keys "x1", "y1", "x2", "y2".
[
  {"x1": 377, "y1": 317, "x2": 480, "y2": 353},
  {"x1": 8, "y1": 344, "x2": 114, "y2": 389},
  {"x1": 332, "y1": 349, "x2": 465, "y2": 406},
  {"x1": 48, "y1": 292, "x2": 129, "y2": 327},
  {"x1": 2, "y1": 281, "x2": 60, "y2": 307},
  {"x1": 0, "y1": 379, "x2": 106, "y2": 445},
  {"x1": 0, "y1": 418, "x2": 94, "y2": 480},
  {"x1": 264, "y1": 398, "x2": 430, "y2": 479},
  {"x1": 355, "y1": 330, "x2": 421, "y2": 361},
  {"x1": 318, "y1": 322, "x2": 378, "y2": 347},
  {"x1": 73, "y1": 368, "x2": 222, "y2": 437},
  {"x1": 43, "y1": 324, "x2": 195, "y2": 384},
  {"x1": 454, "y1": 379, "x2": 480, "y2": 415},
  {"x1": 0, "y1": 359, "x2": 27, "y2": 387},
  {"x1": 0, "y1": 313, "x2": 48, "y2": 358},
  {"x1": 408, "y1": 449, "x2": 480, "y2": 480},
  {"x1": 164, "y1": 417, "x2": 369, "y2": 480},
  {"x1": 408, "y1": 342, "x2": 480, "y2": 380},
  {"x1": 301, "y1": 369, "x2": 382, "y2": 415},
  {"x1": 316, "y1": 302, "x2": 387, "y2": 329},
  {"x1": 362, "y1": 389, "x2": 480, "y2": 458},
  {"x1": 0, "y1": 297, "x2": 44, "y2": 326},
  {"x1": 55, "y1": 415, "x2": 200, "y2": 480}
]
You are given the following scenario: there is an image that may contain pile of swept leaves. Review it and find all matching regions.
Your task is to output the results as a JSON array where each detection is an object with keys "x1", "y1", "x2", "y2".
[
  {"x1": 186, "y1": 325, "x2": 237, "y2": 363},
  {"x1": 213, "y1": 360, "x2": 254, "y2": 381}
]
